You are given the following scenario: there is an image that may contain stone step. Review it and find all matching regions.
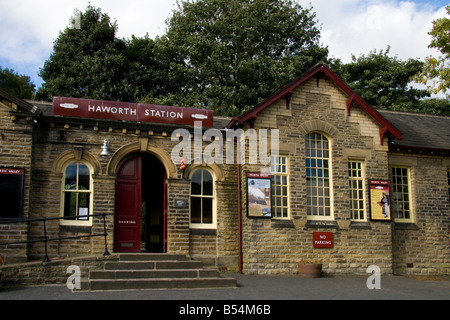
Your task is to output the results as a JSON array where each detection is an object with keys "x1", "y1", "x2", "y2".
[
  {"x1": 75, "y1": 253, "x2": 237, "y2": 292},
  {"x1": 90, "y1": 269, "x2": 220, "y2": 280},
  {"x1": 118, "y1": 253, "x2": 187, "y2": 262},
  {"x1": 80, "y1": 277, "x2": 237, "y2": 291},
  {"x1": 104, "y1": 260, "x2": 204, "y2": 270}
]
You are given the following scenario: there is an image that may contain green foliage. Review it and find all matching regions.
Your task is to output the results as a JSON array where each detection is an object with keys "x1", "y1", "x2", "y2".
[
  {"x1": 335, "y1": 47, "x2": 431, "y2": 111},
  {"x1": 415, "y1": 6, "x2": 450, "y2": 95},
  {"x1": 35, "y1": 2, "x2": 448, "y2": 117},
  {"x1": 36, "y1": 5, "x2": 159, "y2": 103},
  {"x1": 143, "y1": 0, "x2": 328, "y2": 116},
  {"x1": 0, "y1": 67, "x2": 36, "y2": 99}
]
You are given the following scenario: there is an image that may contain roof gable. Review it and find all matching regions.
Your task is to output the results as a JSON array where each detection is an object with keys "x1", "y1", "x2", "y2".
[{"x1": 227, "y1": 62, "x2": 402, "y2": 143}]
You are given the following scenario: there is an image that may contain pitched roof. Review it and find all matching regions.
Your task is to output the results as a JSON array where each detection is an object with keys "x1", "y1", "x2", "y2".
[
  {"x1": 226, "y1": 62, "x2": 402, "y2": 142},
  {"x1": 380, "y1": 110, "x2": 450, "y2": 153}
]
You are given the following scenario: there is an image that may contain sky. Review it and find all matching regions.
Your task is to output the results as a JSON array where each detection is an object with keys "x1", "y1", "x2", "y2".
[{"x1": 0, "y1": 0, "x2": 448, "y2": 90}]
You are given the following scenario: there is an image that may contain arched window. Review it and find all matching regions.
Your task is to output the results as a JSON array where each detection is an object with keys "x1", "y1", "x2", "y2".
[
  {"x1": 305, "y1": 132, "x2": 332, "y2": 219},
  {"x1": 61, "y1": 161, "x2": 93, "y2": 225},
  {"x1": 190, "y1": 169, "x2": 215, "y2": 228}
]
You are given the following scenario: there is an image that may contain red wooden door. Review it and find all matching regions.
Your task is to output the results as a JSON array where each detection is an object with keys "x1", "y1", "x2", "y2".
[{"x1": 114, "y1": 155, "x2": 142, "y2": 252}]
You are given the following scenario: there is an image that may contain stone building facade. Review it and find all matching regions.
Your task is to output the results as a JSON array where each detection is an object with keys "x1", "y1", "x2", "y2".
[{"x1": 0, "y1": 63, "x2": 448, "y2": 276}]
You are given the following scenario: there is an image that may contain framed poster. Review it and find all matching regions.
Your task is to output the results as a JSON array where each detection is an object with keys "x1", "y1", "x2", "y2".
[
  {"x1": 0, "y1": 168, "x2": 25, "y2": 221},
  {"x1": 369, "y1": 180, "x2": 391, "y2": 221},
  {"x1": 246, "y1": 173, "x2": 272, "y2": 218}
]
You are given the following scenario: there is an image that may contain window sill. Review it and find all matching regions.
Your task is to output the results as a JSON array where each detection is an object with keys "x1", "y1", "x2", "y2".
[
  {"x1": 393, "y1": 222, "x2": 419, "y2": 230},
  {"x1": 60, "y1": 225, "x2": 92, "y2": 232},
  {"x1": 350, "y1": 221, "x2": 371, "y2": 229},
  {"x1": 305, "y1": 220, "x2": 339, "y2": 229},
  {"x1": 190, "y1": 228, "x2": 217, "y2": 236},
  {"x1": 271, "y1": 219, "x2": 295, "y2": 228}
]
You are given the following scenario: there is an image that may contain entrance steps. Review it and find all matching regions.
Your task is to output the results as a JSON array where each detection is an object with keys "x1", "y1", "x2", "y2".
[{"x1": 78, "y1": 253, "x2": 237, "y2": 291}]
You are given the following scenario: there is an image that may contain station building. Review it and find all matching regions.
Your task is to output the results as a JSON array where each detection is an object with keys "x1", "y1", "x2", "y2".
[{"x1": 0, "y1": 63, "x2": 449, "y2": 275}]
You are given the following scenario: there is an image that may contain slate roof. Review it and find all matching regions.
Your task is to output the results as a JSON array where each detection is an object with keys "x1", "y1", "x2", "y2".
[{"x1": 380, "y1": 110, "x2": 450, "y2": 152}]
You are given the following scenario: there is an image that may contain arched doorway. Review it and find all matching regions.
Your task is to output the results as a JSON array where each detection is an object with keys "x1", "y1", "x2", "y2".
[{"x1": 114, "y1": 153, "x2": 167, "y2": 253}]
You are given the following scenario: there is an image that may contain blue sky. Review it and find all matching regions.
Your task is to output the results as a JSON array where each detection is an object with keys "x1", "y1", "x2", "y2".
[{"x1": 0, "y1": 0, "x2": 448, "y2": 91}]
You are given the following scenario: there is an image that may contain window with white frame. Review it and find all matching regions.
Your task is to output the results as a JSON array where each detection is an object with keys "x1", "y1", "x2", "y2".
[
  {"x1": 391, "y1": 167, "x2": 413, "y2": 222},
  {"x1": 305, "y1": 132, "x2": 332, "y2": 219},
  {"x1": 348, "y1": 161, "x2": 366, "y2": 221},
  {"x1": 190, "y1": 168, "x2": 215, "y2": 228},
  {"x1": 61, "y1": 161, "x2": 93, "y2": 225},
  {"x1": 271, "y1": 156, "x2": 289, "y2": 219}
]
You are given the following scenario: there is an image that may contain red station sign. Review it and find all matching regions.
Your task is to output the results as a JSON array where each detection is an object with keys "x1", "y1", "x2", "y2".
[
  {"x1": 0, "y1": 168, "x2": 24, "y2": 175},
  {"x1": 313, "y1": 232, "x2": 333, "y2": 248},
  {"x1": 53, "y1": 97, "x2": 214, "y2": 127}
]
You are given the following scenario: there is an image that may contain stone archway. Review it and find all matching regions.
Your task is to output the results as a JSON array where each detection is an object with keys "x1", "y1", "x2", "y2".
[{"x1": 107, "y1": 138, "x2": 177, "y2": 178}]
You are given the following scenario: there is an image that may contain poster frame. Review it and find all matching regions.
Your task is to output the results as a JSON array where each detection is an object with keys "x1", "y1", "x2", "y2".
[
  {"x1": 369, "y1": 179, "x2": 392, "y2": 221},
  {"x1": 246, "y1": 172, "x2": 272, "y2": 219}
]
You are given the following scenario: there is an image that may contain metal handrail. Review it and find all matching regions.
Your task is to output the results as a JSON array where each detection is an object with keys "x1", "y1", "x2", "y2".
[{"x1": 0, "y1": 214, "x2": 111, "y2": 262}]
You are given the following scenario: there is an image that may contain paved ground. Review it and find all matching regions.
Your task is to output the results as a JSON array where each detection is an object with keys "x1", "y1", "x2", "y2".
[{"x1": 0, "y1": 273, "x2": 448, "y2": 301}]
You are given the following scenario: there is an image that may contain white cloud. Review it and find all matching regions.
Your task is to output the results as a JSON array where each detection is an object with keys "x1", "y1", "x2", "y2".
[
  {"x1": 0, "y1": 0, "x2": 447, "y2": 89},
  {"x1": 0, "y1": 0, "x2": 178, "y2": 86},
  {"x1": 301, "y1": 0, "x2": 447, "y2": 62}
]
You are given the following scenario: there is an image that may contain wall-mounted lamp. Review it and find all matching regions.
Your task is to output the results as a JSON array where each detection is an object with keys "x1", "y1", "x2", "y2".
[{"x1": 100, "y1": 139, "x2": 109, "y2": 156}]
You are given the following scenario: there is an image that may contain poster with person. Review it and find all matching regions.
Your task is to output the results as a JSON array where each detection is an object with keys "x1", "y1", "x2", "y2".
[{"x1": 369, "y1": 180, "x2": 391, "y2": 221}]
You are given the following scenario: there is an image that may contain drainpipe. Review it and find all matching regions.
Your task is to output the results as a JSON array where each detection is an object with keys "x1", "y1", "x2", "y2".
[{"x1": 236, "y1": 137, "x2": 243, "y2": 274}]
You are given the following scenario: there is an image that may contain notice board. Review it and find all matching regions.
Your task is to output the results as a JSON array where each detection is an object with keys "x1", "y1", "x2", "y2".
[{"x1": 0, "y1": 168, "x2": 24, "y2": 220}]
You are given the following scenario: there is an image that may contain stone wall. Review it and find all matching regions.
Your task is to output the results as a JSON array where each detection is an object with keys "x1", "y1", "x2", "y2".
[
  {"x1": 239, "y1": 75, "x2": 395, "y2": 275},
  {"x1": 390, "y1": 153, "x2": 450, "y2": 275},
  {"x1": 23, "y1": 115, "x2": 240, "y2": 269},
  {"x1": 0, "y1": 98, "x2": 36, "y2": 263},
  {"x1": 0, "y1": 254, "x2": 119, "y2": 288}
]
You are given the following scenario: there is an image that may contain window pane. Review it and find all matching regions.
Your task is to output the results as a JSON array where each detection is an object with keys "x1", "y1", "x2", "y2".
[
  {"x1": 191, "y1": 170, "x2": 202, "y2": 195},
  {"x1": 64, "y1": 192, "x2": 77, "y2": 219},
  {"x1": 77, "y1": 193, "x2": 90, "y2": 220},
  {"x1": 191, "y1": 197, "x2": 202, "y2": 223},
  {"x1": 202, "y1": 198, "x2": 213, "y2": 224},
  {"x1": 203, "y1": 170, "x2": 213, "y2": 196},
  {"x1": 78, "y1": 192, "x2": 89, "y2": 208},
  {"x1": 65, "y1": 163, "x2": 77, "y2": 190},
  {"x1": 78, "y1": 164, "x2": 90, "y2": 190}
]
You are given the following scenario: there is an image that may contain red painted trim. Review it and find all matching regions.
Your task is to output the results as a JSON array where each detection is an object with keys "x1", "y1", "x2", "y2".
[
  {"x1": 346, "y1": 98, "x2": 354, "y2": 116},
  {"x1": 227, "y1": 63, "x2": 402, "y2": 141}
]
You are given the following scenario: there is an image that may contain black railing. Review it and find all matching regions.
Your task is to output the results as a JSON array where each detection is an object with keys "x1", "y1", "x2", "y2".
[{"x1": 0, "y1": 214, "x2": 110, "y2": 262}]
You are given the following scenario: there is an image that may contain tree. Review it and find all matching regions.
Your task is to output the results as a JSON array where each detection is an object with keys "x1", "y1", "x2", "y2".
[
  {"x1": 0, "y1": 67, "x2": 35, "y2": 99},
  {"x1": 144, "y1": 0, "x2": 329, "y2": 116},
  {"x1": 36, "y1": 5, "x2": 157, "y2": 103},
  {"x1": 334, "y1": 47, "x2": 430, "y2": 111},
  {"x1": 415, "y1": 6, "x2": 450, "y2": 95}
]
